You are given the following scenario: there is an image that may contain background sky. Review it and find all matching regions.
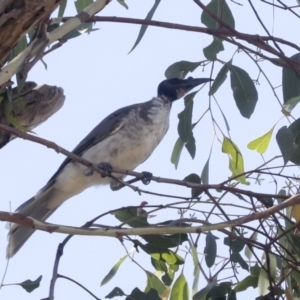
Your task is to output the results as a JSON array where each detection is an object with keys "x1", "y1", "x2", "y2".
[{"x1": 0, "y1": 1, "x2": 299, "y2": 299}]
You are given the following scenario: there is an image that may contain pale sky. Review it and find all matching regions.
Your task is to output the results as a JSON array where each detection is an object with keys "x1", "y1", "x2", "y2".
[{"x1": 0, "y1": 1, "x2": 299, "y2": 299}]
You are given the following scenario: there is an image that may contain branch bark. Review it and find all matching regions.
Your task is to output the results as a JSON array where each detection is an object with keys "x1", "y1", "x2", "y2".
[
  {"x1": 0, "y1": 0, "x2": 63, "y2": 65},
  {"x1": 1, "y1": 193, "x2": 299, "y2": 236}
]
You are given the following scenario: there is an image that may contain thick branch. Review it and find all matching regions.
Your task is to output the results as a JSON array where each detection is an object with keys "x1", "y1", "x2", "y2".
[
  {"x1": 0, "y1": 0, "x2": 62, "y2": 65},
  {"x1": 64, "y1": 16, "x2": 300, "y2": 70},
  {"x1": 0, "y1": 0, "x2": 111, "y2": 86}
]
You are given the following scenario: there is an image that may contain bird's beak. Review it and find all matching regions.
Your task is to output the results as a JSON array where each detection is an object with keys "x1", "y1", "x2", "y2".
[{"x1": 175, "y1": 77, "x2": 213, "y2": 99}]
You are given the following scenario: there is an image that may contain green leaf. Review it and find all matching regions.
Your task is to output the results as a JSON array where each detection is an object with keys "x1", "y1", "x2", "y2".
[
  {"x1": 145, "y1": 271, "x2": 167, "y2": 296},
  {"x1": 201, "y1": 0, "x2": 235, "y2": 29},
  {"x1": 145, "y1": 288, "x2": 161, "y2": 300},
  {"x1": 171, "y1": 137, "x2": 184, "y2": 169},
  {"x1": 222, "y1": 137, "x2": 248, "y2": 184},
  {"x1": 183, "y1": 173, "x2": 203, "y2": 198},
  {"x1": 207, "y1": 282, "x2": 232, "y2": 299},
  {"x1": 258, "y1": 267, "x2": 269, "y2": 296},
  {"x1": 268, "y1": 253, "x2": 277, "y2": 280},
  {"x1": 203, "y1": 37, "x2": 224, "y2": 60},
  {"x1": 10, "y1": 36, "x2": 27, "y2": 60},
  {"x1": 276, "y1": 126, "x2": 294, "y2": 165},
  {"x1": 143, "y1": 232, "x2": 188, "y2": 249},
  {"x1": 112, "y1": 208, "x2": 149, "y2": 228},
  {"x1": 178, "y1": 93, "x2": 196, "y2": 159},
  {"x1": 105, "y1": 287, "x2": 125, "y2": 298},
  {"x1": 224, "y1": 237, "x2": 245, "y2": 253},
  {"x1": 209, "y1": 61, "x2": 231, "y2": 95},
  {"x1": 165, "y1": 61, "x2": 202, "y2": 79},
  {"x1": 282, "y1": 53, "x2": 300, "y2": 104},
  {"x1": 234, "y1": 274, "x2": 259, "y2": 292},
  {"x1": 178, "y1": 97, "x2": 193, "y2": 143},
  {"x1": 228, "y1": 289, "x2": 237, "y2": 300},
  {"x1": 151, "y1": 257, "x2": 168, "y2": 273},
  {"x1": 250, "y1": 264, "x2": 261, "y2": 276},
  {"x1": 162, "y1": 264, "x2": 179, "y2": 286},
  {"x1": 57, "y1": 0, "x2": 67, "y2": 17},
  {"x1": 204, "y1": 232, "x2": 217, "y2": 268},
  {"x1": 125, "y1": 288, "x2": 161, "y2": 300},
  {"x1": 100, "y1": 255, "x2": 128, "y2": 286},
  {"x1": 230, "y1": 253, "x2": 249, "y2": 271},
  {"x1": 244, "y1": 232, "x2": 257, "y2": 260},
  {"x1": 128, "y1": 0, "x2": 161, "y2": 53},
  {"x1": 283, "y1": 96, "x2": 300, "y2": 114},
  {"x1": 247, "y1": 126, "x2": 274, "y2": 154},
  {"x1": 201, "y1": 158, "x2": 210, "y2": 184},
  {"x1": 193, "y1": 283, "x2": 215, "y2": 300},
  {"x1": 189, "y1": 241, "x2": 200, "y2": 295},
  {"x1": 170, "y1": 274, "x2": 189, "y2": 300},
  {"x1": 117, "y1": 0, "x2": 129, "y2": 9},
  {"x1": 74, "y1": 0, "x2": 93, "y2": 12},
  {"x1": 135, "y1": 241, "x2": 184, "y2": 265},
  {"x1": 19, "y1": 275, "x2": 42, "y2": 293},
  {"x1": 61, "y1": 23, "x2": 95, "y2": 40},
  {"x1": 162, "y1": 272, "x2": 173, "y2": 286},
  {"x1": 229, "y1": 65, "x2": 258, "y2": 118},
  {"x1": 288, "y1": 118, "x2": 300, "y2": 164}
]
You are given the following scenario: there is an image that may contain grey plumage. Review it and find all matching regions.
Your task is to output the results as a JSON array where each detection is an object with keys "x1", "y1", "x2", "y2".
[{"x1": 6, "y1": 77, "x2": 212, "y2": 258}]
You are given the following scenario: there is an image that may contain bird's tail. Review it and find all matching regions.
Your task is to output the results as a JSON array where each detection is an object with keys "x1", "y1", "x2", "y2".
[{"x1": 6, "y1": 186, "x2": 64, "y2": 258}]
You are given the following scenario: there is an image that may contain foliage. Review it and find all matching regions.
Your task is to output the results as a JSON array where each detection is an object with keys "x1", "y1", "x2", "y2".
[{"x1": 2, "y1": 0, "x2": 300, "y2": 300}]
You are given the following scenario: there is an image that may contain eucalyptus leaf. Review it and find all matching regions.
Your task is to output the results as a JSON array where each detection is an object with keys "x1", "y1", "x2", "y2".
[
  {"x1": 203, "y1": 37, "x2": 224, "y2": 60},
  {"x1": 145, "y1": 271, "x2": 167, "y2": 296},
  {"x1": 229, "y1": 65, "x2": 258, "y2": 119},
  {"x1": 204, "y1": 232, "x2": 217, "y2": 268},
  {"x1": 165, "y1": 61, "x2": 202, "y2": 79},
  {"x1": 201, "y1": 0, "x2": 235, "y2": 29},
  {"x1": 74, "y1": 0, "x2": 93, "y2": 12},
  {"x1": 19, "y1": 275, "x2": 42, "y2": 293},
  {"x1": 247, "y1": 126, "x2": 274, "y2": 154},
  {"x1": 117, "y1": 0, "x2": 128, "y2": 9},
  {"x1": 282, "y1": 53, "x2": 300, "y2": 104},
  {"x1": 57, "y1": 0, "x2": 67, "y2": 17},
  {"x1": 105, "y1": 287, "x2": 125, "y2": 298},
  {"x1": 170, "y1": 274, "x2": 189, "y2": 300},
  {"x1": 171, "y1": 137, "x2": 184, "y2": 169},
  {"x1": 209, "y1": 61, "x2": 231, "y2": 95},
  {"x1": 222, "y1": 137, "x2": 248, "y2": 184},
  {"x1": 276, "y1": 126, "x2": 294, "y2": 165},
  {"x1": 128, "y1": 0, "x2": 161, "y2": 53},
  {"x1": 100, "y1": 255, "x2": 128, "y2": 286}
]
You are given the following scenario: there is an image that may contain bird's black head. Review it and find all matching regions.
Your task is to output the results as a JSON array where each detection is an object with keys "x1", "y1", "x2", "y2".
[{"x1": 157, "y1": 77, "x2": 213, "y2": 102}]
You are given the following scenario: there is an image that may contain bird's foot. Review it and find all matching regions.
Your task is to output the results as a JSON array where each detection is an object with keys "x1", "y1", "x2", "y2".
[
  {"x1": 141, "y1": 171, "x2": 152, "y2": 185},
  {"x1": 98, "y1": 162, "x2": 113, "y2": 178}
]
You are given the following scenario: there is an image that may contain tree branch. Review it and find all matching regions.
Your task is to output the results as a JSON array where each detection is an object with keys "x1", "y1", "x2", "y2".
[
  {"x1": 0, "y1": 0, "x2": 63, "y2": 66},
  {"x1": 0, "y1": 122, "x2": 289, "y2": 200},
  {"x1": 62, "y1": 15, "x2": 300, "y2": 70},
  {"x1": 0, "y1": 194, "x2": 299, "y2": 236},
  {"x1": 0, "y1": 0, "x2": 112, "y2": 86}
]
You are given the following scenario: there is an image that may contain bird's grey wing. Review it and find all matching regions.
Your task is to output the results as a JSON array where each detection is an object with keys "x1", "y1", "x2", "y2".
[{"x1": 47, "y1": 102, "x2": 140, "y2": 183}]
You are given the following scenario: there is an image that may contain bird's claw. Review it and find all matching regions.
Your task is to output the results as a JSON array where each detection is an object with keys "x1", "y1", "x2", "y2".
[
  {"x1": 141, "y1": 171, "x2": 152, "y2": 185},
  {"x1": 98, "y1": 162, "x2": 113, "y2": 178}
]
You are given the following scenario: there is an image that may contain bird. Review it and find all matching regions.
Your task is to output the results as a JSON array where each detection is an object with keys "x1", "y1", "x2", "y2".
[{"x1": 6, "y1": 76, "x2": 212, "y2": 258}]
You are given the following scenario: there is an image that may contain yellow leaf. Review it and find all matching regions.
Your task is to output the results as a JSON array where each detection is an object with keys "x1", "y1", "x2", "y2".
[{"x1": 247, "y1": 127, "x2": 274, "y2": 154}]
